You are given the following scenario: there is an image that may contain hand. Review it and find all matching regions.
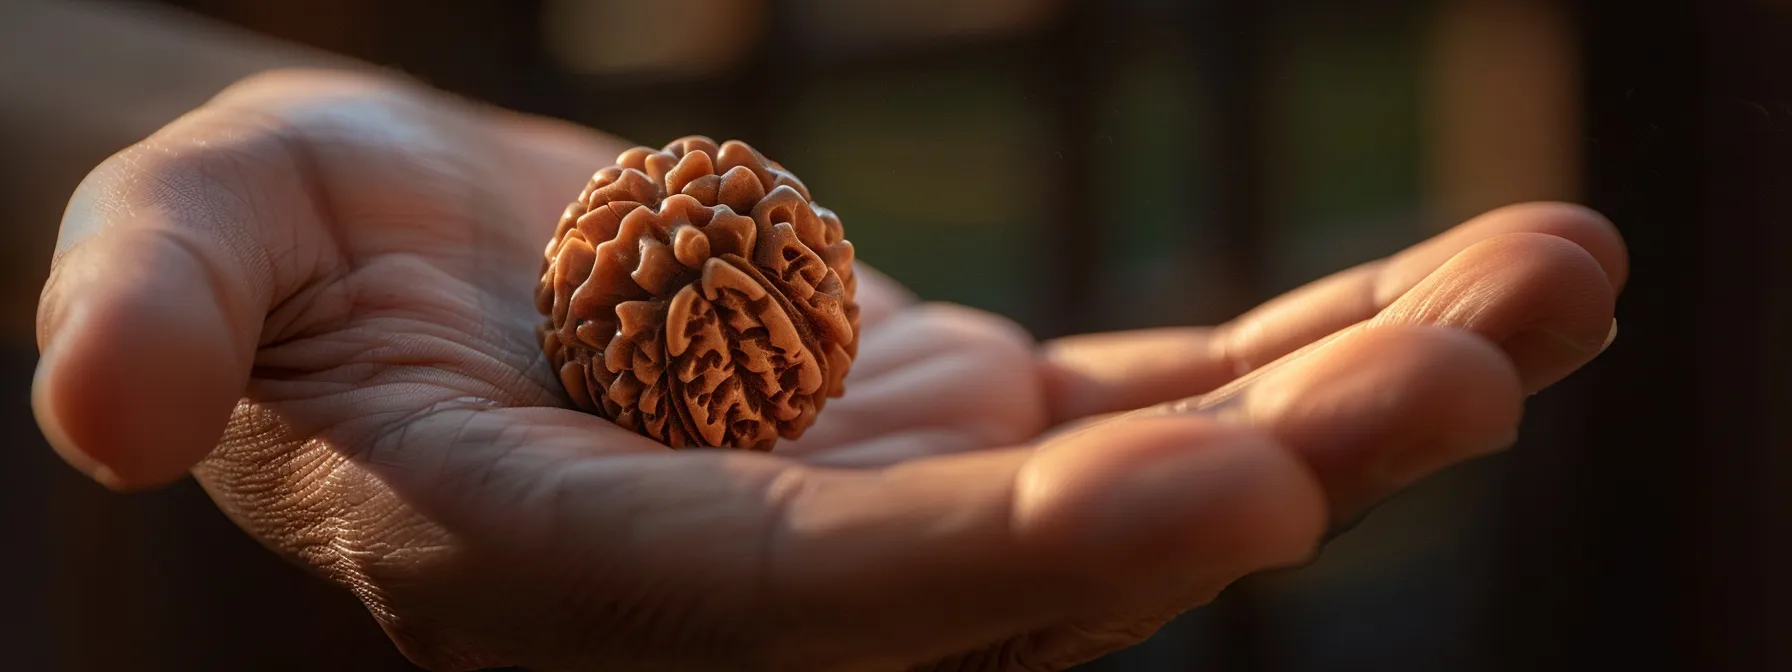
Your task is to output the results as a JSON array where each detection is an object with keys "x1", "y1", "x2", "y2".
[{"x1": 33, "y1": 69, "x2": 1624, "y2": 671}]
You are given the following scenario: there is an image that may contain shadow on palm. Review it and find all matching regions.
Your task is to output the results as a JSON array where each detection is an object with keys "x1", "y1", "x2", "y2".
[{"x1": 37, "y1": 69, "x2": 1626, "y2": 671}]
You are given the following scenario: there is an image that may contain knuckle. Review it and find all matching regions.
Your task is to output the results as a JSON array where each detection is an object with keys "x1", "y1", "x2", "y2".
[
  {"x1": 89, "y1": 68, "x2": 423, "y2": 212},
  {"x1": 87, "y1": 108, "x2": 299, "y2": 226}
]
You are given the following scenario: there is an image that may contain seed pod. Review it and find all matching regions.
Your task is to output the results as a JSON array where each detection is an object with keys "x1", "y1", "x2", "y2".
[{"x1": 536, "y1": 136, "x2": 859, "y2": 451}]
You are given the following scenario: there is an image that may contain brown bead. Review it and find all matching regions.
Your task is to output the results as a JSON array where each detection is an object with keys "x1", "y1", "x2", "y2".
[{"x1": 537, "y1": 136, "x2": 860, "y2": 451}]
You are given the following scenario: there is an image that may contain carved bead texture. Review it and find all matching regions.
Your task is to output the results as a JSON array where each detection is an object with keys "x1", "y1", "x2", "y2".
[{"x1": 537, "y1": 136, "x2": 859, "y2": 451}]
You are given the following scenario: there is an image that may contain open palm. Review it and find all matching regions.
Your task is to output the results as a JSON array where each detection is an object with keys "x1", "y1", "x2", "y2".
[{"x1": 36, "y1": 70, "x2": 1626, "y2": 672}]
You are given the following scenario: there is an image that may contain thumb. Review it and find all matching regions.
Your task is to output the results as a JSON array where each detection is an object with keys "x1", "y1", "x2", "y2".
[
  {"x1": 762, "y1": 415, "x2": 1326, "y2": 669},
  {"x1": 34, "y1": 139, "x2": 283, "y2": 490}
]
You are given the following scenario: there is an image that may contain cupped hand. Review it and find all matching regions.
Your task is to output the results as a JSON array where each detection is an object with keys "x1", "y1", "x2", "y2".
[{"x1": 33, "y1": 69, "x2": 1625, "y2": 672}]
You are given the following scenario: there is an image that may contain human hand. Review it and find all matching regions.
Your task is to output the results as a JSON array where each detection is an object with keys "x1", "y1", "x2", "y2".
[{"x1": 33, "y1": 69, "x2": 1624, "y2": 671}]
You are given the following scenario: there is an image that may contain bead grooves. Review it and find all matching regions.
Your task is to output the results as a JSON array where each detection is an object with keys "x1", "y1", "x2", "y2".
[{"x1": 536, "y1": 136, "x2": 859, "y2": 451}]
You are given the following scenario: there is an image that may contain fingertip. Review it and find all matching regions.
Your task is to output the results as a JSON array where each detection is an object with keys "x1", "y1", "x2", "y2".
[
  {"x1": 32, "y1": 322, "x2": 124, "y2": 490},
  {"x1": 1472, "y1": 201, "x2": 1631, "y2": 292},
  {"x1": 1233, "y1": 324, "x2": 1524, "y2": 515},
  {"x1": 35, "y1": 238, "x2": 253, "y2": 490},
  {"x1": 1353, "y1": 326, "x2": 1525, "y2": 482},
  {"x1": 1380, "y1": 231, "x2": 1615, "y2": 393}
]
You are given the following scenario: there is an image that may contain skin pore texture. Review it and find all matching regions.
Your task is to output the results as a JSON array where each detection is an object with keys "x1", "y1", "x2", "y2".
[{"x1": 32, "y1": 69, "x2": 1624, "y2": 671}]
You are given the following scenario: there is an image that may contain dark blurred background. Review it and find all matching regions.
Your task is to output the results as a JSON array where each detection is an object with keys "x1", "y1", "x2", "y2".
[{"x1": 2, "y1": 0, "x2": 1787, "y2": 670}]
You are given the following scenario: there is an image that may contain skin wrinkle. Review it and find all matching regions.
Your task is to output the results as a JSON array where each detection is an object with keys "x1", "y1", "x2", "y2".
[
  {"x1": 67, "y1": 111, "x2": 319, "y2": 375},
  {"x1": 357, "y1": 411, "x2": 559, "y2": 586},
  {"x1": 254, "y1": 312, "x2": 551, "y2": 409},
  {"x1": 259, "y1": 267, "x2": 356, "y2": 348},
  {"x1": 325, "y1": 493, "x2": 390, "y2": 577},
  {"x1": 32, "y1": 65, "x2": 1630, "y2": 670},
  {"x1": 467, "y1": 271, "x2": 541, "y2": 394},
  {"x1": 1451, "y1": 281, "x2": 1502, "y2": 328},
  {"x1": 358, "y1": 411, "x2": 518, "y2": 616},
  {"x1": 1209, "y1": 213, "x2": 1610, "y2": 385},
  {"x1": 199, "y1": 130, "x2": 268, "y2": 232},
  {"x1": 389, "y1": 410, "x2": 622, "y2": 529},
  {"x1": 353, "y1": 489, "x2": 445, "y2": 561},
  {"x1": 253, "y1": 115, "x2": 361, "y2": 348},
  {"x1": 480, "y1": 436, "x2": 613, "y2": 535},
  {"x1": 131, "y1": 114, "x2": 289, "y2": 301},
  {"x1": 339, "y1": 262, "x2": 548, "y2": 390},
  {"x1": 269, "y1": 412, "x2": 475, "y2": 633},
  {"x1": 1371, "y1": 233, "x2": 1613, "y2": 353},
  {"x1": 359, "y1": 396, "x2": 499, "y2": 467},
  {"x1": 516, "y1": 326, "x2": 566, "y2": 403},
  {"x1": 354, "y1": 329, "x2": 523, "y2": 391},
  {"x1": 250, "y1": 88, "x2": 531, "y2": 363},
  {"x1": 449, "y1": 413, "x2": 521, "y2": 494},
  {"x1": 271, "y1": 110, "x2": 355, "y2": 283},
  {"x1": 1395, "y1": 259, "x2": 1492, "y2": 327},
  {"x1": 345, "y1": 255, "x2": 481, "y2": 316},
  {"x1": 205, "y1": 410, "x2": 398, "y2": 607},
  {"x1": 293, "y1": 382, "x2": 476, "y2": 436}
]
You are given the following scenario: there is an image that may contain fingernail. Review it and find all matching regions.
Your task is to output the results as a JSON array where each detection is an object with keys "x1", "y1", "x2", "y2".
[
  {"x1": 32, "y1": 310, "x2": 125, "y2": 490},
  {"x1": 1539, "y1": 325, "x2": 1609, "y2": 354},
  {"x1": 1601, "y1": 319, "x2": 1619, "y2": 352},
  {"x1": 1510, "y1": 322, "x2": 1613, "y2": 395}
]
